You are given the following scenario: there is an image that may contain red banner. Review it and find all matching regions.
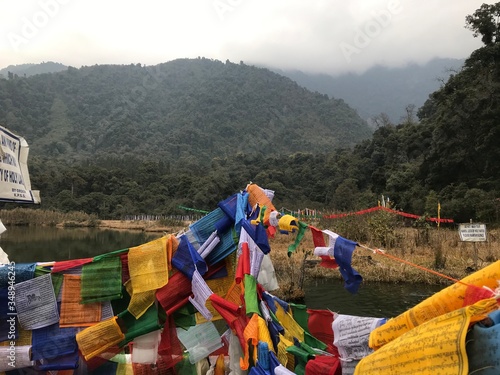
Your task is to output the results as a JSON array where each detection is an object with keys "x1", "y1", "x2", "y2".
[{"x1": 323, "y1": 206, "x2": 454, "y2": 223}]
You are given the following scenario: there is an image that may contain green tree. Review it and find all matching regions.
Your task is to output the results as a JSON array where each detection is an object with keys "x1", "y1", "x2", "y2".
[{"x1": 465, "y1": 3, "x2": 500, "y2": 45}]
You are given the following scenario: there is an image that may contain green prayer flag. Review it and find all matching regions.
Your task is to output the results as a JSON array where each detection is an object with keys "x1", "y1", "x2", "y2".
[
  {"x1": 290, "y1": 302, "x2": 328, "y2": 351},
  {"x1": 290, "y1": 302, "x2": 309, "y2": 332},
  {"x1": 287, "y1": 221, "x2": 309, "y2": 256},
  {"x1": 118, "y1": 305, "x2": 161, "y2": 346},
  {"x1": 35, "y1": 266, "x2": 63, "y2": 297},
  {"x1": 81, "y1": 256, "x2": 123, "y2": 303},
  {"x1": 173, "y1": 303, "x2": 197, "y2": 330},
  {"x1": 244, "y1": 274, "x2": 260, "y2": 316}
]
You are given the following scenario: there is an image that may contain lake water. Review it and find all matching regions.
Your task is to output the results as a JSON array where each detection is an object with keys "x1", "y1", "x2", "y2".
[{"x1": 0, "y1": 225, "x2": 446, "y2": 318}]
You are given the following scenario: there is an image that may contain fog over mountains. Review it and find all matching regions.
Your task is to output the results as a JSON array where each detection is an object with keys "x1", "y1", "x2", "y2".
[{"x1": 274, "y1": 57, "x2": 465, "y2": 124}]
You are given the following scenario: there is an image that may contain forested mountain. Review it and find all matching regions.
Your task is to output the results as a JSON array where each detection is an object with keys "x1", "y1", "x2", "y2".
[
  {"x1": 0, "y1": 61, "x2": 67, "y2": 78},
  {"x1": 275, "y1": 58, "x2": 465, "y2": 124},
  {"x1": 0, "y1": 4, "x2": 499, "y2": 223},
  {"x1": 0, "y1": 58, "x2": 372, "y2": 166}
]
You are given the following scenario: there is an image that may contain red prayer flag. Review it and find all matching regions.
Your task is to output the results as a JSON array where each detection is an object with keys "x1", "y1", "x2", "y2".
[
  {"x1": 307, "y1": 308, "x2": 339, "y2": 356},
  {"x1": 309, "y1": 226, "x2": 326, "y2": 247},
  {"x1": 319, "y1": 256, "x2": 338, "y2": 269},
  {"x1": 51, "y1": 258, "x2": 93, "y2": 273}
]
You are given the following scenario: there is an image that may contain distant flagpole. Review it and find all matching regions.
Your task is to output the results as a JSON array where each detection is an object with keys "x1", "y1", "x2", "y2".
[{"x1": 437, "y1": 202, "x2": 441, "y2": 229}]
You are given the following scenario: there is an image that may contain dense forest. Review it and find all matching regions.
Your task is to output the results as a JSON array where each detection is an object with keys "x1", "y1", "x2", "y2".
[
  {"x1": 1, "y1": 4, "x2": 500, "y2": 224},
  {"x1": 0, "y1": 58, "x2": 371, "y2": 163}
]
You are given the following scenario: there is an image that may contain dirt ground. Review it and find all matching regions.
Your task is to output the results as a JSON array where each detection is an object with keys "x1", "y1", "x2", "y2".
[{"x1": 98, "y1": 220, "x2": 186, "y2": 233}]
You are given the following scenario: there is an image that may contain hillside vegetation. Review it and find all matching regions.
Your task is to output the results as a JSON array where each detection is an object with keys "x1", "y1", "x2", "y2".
[{"x1": 0, "y1": 58, "x2": 371, "y2": 165}]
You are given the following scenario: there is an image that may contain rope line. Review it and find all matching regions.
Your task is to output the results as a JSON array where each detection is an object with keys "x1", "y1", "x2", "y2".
[{"x1": 357, "y1": 244, "x2": 470, "y2": 286}]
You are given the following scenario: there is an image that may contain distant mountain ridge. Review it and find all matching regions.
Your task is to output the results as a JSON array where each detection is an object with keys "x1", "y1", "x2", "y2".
[
  {"x1": 0, "y1": 59, "x2": 465, "y2": 126},
  {"x1": 0, "y1": 58, "x2": 372, "y2": 165},
  {"x1": 273, "y1": 58, "x2": 465, "y2": 124},
  {"x1": 0, "y1": 61, "x2": 67, "y2": 78}
]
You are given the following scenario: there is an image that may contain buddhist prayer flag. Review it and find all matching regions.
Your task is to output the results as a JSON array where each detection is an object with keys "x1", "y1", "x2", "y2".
[
  {"x1": 128, "y1": 236, "x2": 169, "y2": 293},
  {"x1": 81, "y1": 257, "x2": 122, "y2": 303},
  {"x1": 369, "y1": 260, "x2": 500, "y2": 349},
  {"x1": 59, "y1": 275, "x2": 102, "y2": 327},
  {"x1": 355, "y1": 298, "x2": 498, "y2": 375},
  {"x1": 333, "y1": 236, "x2": 362, "y2": 294}
]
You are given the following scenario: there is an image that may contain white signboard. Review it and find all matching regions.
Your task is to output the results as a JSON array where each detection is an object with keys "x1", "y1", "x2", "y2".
[
  {"x1": 458, "y1": 223, "x2": 486, "y2": 242},
  {"x1": 0, "y1": 125, "x2": 40, "y2": 204}
]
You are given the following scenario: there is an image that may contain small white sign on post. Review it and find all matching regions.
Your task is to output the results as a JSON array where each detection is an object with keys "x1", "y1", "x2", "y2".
[{"x1": 458, "y1": 223, "x2": 487, "y2": 242}]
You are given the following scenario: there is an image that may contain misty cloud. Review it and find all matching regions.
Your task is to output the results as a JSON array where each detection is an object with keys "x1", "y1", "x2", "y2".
[{"x1": 0, "y1": 0, "x2": 491, "y2": 75}]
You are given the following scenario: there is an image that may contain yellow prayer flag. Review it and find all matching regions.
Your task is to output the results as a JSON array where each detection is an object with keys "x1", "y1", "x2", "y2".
[
  {"x1": 124, "y1": 279, "x2": 156, "y2": 319},
  {"x1": 369, "y1": 260, "x2": 500, "y2": 349},
  {"x1": 275, "y1": 303, "x2": 305, "y2": 342},
  {"x1": 356, "y1": 298, "x2": 498, "y2": 375},
  {"x1": 128, "y1": 236, "x2": 169, "y2": 293},
  {"x1": 76, "y1": 317, "x2": 125, "y2": 361}
]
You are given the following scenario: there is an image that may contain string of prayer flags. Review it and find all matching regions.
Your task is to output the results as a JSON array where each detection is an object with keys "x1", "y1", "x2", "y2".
[{"x1": 3, "y1": 183, "x2": 500, "y2": 374}]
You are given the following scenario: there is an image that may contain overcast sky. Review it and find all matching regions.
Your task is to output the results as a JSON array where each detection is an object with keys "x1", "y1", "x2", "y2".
[{"x1": 0, "y1": 0, "x2": 495, "y2": 76}]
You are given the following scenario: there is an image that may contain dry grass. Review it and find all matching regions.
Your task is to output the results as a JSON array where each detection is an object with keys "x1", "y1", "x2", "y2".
[
  {"x1": 0, "y1": 208, "x2": 100, "y2": 227},
  {"x1": 268, "y1": 226, "x2": 500, "y2": 298}
]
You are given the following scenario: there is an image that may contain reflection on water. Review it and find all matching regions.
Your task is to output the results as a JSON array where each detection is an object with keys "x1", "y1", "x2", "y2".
[
  {"x1": 304, "y1": 278, "x2": 447, "y2": 319},
  {"x1": 0, "y1": 226, "x2": 162, "y2": 263}
]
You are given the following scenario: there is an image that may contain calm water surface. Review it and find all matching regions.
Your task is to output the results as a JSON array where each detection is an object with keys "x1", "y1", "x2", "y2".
[
  {"x1": 0, "y1": 225, "x2": 162, "y2": 262},
  {"x1": 303, "y1": 278, "x2": 446, "y2": 319},
  {"x1": 0, "y1": 226, "x2": 446, "y2": 318}
]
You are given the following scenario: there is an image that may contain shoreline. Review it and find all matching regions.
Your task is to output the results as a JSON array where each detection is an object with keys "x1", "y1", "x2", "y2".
[{"x1": 96, "y1": 219, "x2": 176, "y2": 232}]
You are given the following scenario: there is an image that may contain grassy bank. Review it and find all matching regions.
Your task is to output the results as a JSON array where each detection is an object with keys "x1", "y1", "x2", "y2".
[
  {"x1": 268, "y1": 223, "x2": 499, "y2": 300},
  {"x1": 0, "y1": 208, "x2": 100, "y2": 227},
  {"x1": 0, "y1": 208, "x2": 186, "y2": 232}
]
